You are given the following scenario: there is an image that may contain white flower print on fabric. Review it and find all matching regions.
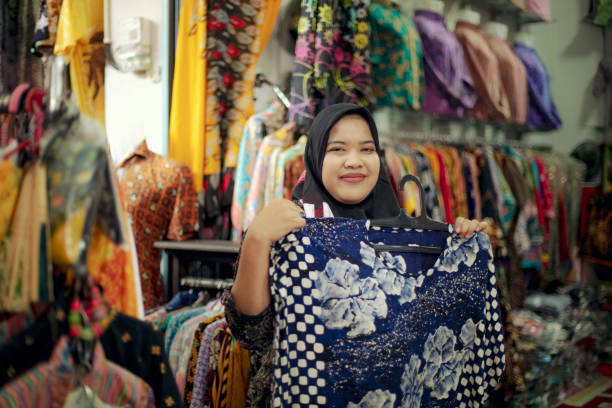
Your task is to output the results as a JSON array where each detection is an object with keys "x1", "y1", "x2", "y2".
[
  {"x1": 400, "y1": 355, "x2": 424, "y2": 408},
  {"x1": 422, "y1": 326, "x2": 467, "y2": 399},
  {"x1": 460, "y1": 318, "x2": 476, "y2": 349},
  {"x1": 360, "y1": 242, "x2": 421, "y2": 304},
  {"x1": 315, "y1": 258, "x2": 387, "y2": 337},
  {"x1": 360, "y1": 242, "x2": 406, "y2": 274},
  {"x1": 399, "y1": 277, "x2": 419, "y2": 304},
  {"x1": 347, "y1": 389, "x2": 397, "y2": 408},
  {"x1": 396, "y1": 319, "x2": 480, "y2": 404},
  {"x1": 429, "y1": 231, "x2": 491, "y2": 275}
]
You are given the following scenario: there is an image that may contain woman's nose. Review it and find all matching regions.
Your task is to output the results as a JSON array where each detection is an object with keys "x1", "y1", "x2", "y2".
[{"x1": 344, "y1": 150, "x2": 363, "y2": 168}]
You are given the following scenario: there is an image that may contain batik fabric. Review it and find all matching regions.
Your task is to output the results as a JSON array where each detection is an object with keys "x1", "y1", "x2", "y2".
[{"x1": 268, "y1": 218, "x2": 505, "y2": 407}]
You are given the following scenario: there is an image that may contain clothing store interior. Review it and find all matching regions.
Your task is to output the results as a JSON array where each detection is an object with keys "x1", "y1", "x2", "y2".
[{"x1": 1, "y1": 0, "x2": 612, "y2": 407}]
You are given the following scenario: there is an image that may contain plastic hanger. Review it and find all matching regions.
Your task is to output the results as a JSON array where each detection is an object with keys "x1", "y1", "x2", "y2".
[{"x1": 369, "y1": 174, "x2": 449, "y2": 254}]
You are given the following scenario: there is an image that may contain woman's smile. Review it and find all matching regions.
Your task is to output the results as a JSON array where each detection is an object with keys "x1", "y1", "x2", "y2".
[{"x1": 340, "y1": 173, "x2": 366, "y2": 183}]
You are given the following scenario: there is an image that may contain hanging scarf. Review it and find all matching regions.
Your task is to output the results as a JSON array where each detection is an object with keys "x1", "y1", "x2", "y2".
[{"x1": 291, "y1": 103, "x2": 400, "y2": 219}]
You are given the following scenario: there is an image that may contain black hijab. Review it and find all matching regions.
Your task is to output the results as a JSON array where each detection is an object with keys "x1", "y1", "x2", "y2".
[{"x1": 292, "y1": 103, "x2": 401, "y2": 219}]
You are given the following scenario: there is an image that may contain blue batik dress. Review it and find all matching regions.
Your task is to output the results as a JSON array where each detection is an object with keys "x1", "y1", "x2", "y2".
[{"x1": 269, "y1": 218, "x2": 505, "y2": 407}]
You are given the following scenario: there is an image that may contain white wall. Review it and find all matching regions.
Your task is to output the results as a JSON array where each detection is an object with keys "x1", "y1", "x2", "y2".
[
  {"x1": 524, "y1": 1, "x2": 605, "y2": 154},
  {"x1": 105, "y1": 0, "x2": 165, "y2": 164}
]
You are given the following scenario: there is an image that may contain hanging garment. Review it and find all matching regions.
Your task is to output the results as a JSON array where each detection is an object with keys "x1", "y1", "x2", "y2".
[
  {"x1": 54, "y1": 0, "x2": 105, "y2": 125},
  {"x1": 231, "y1": 104, "x2": 286, "y2": 241},
  {"x1": 268, "y1": 218, "x2": 505, "y2": 407},
  {"x1": 512, "y1": 43, "x2": 562, "y2": 130},
  {"x1": 32, "y1": 0, "x2": 63, "y2": 56},
  {"x1": 485, "y1": 34, "x2": 529, "y2": 124},
  {"x1": 168, "y1": 311, "x2": 224, "y2": 395},
  {"x1": 117, "y1": 140, "x2": 200, "y2": 311},
  {"x1": 445, "y1": 147, "x2": 469, "y2": 218},
  {"x1": 243, "y1": 127, "x2": 294, "y2": 230},
  {"x1": 168, "y1": 0, "x2": 208, "y2": 192},
  {"x1": 0, "y1": 302, "x2": 182, "y2": 408},
  {"x1": 580, "y1": 193, "x2": 612, "y2": 266},
  {"x1": 187, "y1": 317, "x2": 228, "y2": 407},
  {"x1": 454, "y1": 21, "x2": 511, "y2": 122},
  {"x1": 0, "y1": 159, "x2": 24, "y2": 288},
  {"x1": 199, "y1": 168, "x2": 234, "y2": 240},
  {"x1": 368, "y1": 2, "x2": 423, "y2": 110},
  {"x1": 164, "y1": 306, "x2": 209, "y2": 355},
  {"x1": 210, "y1": 328, "x2": 250, "y2": 408},
  {"x1": 274, "y1": 135, "x2": 307, "y2": 200},
  {"x1": 288, "y1": 0, "x2": 372, "y2": 129},
  {"x1": 0, "y1": 161, "x2": 52, "y2": 312},
  {"x1": 203, "y1": 0, "x2": 282, "y2": 175},
  {"x1": 462, "y1": 151, "x2": 480, "y2": 220},
  {"x1": 283, "y1": 155, "x2": 306, "y2": 200},
  {"x1": 198, "y1": 320, "x2": 229, "y2": 407},
  {"x1": 0, "y1": 0, "x2": 44, "y2": 94},
  {"x1": 412, "y1": 148, "x2": 444, "y2": 221},
  {"x1": 44, "y1": 102, "x2": 141, "y2": 317},
  {"x1": 413, "y1": 10, "x2": 476, "y2": 117},
  {"x1": 0, "y1": 335, "x2": 155, "y2": 407},
  {"x1": 169, "y1": 0, "x2": 282, "y2": 188}
]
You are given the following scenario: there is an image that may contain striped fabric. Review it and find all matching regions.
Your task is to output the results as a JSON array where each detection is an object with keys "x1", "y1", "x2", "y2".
[{"x1": 0, "y1": 336, "x2": 155, "y2": 407}]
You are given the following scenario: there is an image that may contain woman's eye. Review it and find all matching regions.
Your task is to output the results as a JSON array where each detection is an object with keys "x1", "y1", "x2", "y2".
[
  {"x1": 327, "y1": 147, "x2": 343, "y2": 153},
  {"x1": 362, "y1": 147, "x2": 375, "y2": 153}
]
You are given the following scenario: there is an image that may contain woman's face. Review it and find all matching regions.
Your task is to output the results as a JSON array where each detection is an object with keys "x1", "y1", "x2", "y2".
[{"x1": 321, "y1": 114, "x2": 380, "y2": 205}]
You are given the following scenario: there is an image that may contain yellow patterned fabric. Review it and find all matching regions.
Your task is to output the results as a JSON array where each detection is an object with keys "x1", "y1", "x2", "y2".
[
  {"x1": 169, "y1": 0, "x2": 282, "y2": 190},
  {"x1": 54, "y1": 0, "x2": 105, "y2": 125},
  {"x1": 0, "y1": 160, "x2": 21, "y2": 242},
  {"x1": 169, "y1": 0, "x2": 208, "y2": 191}
]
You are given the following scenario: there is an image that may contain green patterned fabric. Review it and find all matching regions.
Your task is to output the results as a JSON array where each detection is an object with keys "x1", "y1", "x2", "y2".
[{"x1": 367, "y1": 2, "x2": 424, "y2": 109}]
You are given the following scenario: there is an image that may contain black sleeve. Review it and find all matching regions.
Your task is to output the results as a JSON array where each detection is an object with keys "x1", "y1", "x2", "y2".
[{"x1": 101, "y1": 312, "x2": 183, "y2": 408}]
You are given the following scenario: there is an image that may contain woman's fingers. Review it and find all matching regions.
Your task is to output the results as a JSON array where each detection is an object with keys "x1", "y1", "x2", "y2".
[
  {"x1": 454, "y1": 217, "x2": 488, "y2": 238},
  {"x1": 455, "y1": 217, "x2": 466, "y2": 235}
]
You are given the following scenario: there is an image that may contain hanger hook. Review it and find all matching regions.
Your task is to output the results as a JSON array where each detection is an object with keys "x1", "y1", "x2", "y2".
[{"x1": 398, "y1": 174, "x2": 427, "y2": 219}]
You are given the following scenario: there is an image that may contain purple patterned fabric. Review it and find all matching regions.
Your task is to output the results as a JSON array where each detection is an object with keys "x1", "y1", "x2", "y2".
[
  {"x1": 189, "y1": 318, "x2": 228, "y2": 408},
  {"x1": 513, "y1": 43, "x2": 562, "y2": 130},
  {"x1": 413, "y1": 10, "x2": 476, "y2": 117}
]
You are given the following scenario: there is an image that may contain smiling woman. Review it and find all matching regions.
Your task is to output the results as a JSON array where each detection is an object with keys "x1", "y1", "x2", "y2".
[
  {"x1": 321, "y1": 114, "x2": 381, "y2": 205},
  {"x1": 225, "y1": 103, "x2": 491, "y2": 406},
  {"x1": 291, "y1": 103, "x2": 399, "y2": 219}
]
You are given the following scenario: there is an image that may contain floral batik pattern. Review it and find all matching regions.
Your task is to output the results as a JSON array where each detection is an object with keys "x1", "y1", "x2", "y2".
[
  {"x1": 269, "y1": 218, "x2": 505, "y2": 407},
  {"x1": 288, "y1": 0, "x2": 372, "y2": 129}
]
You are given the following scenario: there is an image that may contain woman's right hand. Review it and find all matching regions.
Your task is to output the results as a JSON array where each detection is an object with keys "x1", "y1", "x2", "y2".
[
  {"x1": 232, "y1": 198, "x2": 306, "y2": 315},
  {"x1": 245, "y1": 198, "x2": 306, "y2": 246}
]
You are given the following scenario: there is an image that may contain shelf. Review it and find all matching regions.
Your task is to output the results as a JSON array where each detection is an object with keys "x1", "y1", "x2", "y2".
[
  {"x1": 465, "y1": 0, "x2": 549, "y2": 25},
  {"x1": 383, "y1": 108, "x2": 549, "y2": 137},
  {"x1": 154, "y1": 239, "x2": 240, "y2": 253},
  {"x1": 180, "y1": 276, "x2": 233, "y2": 289}
]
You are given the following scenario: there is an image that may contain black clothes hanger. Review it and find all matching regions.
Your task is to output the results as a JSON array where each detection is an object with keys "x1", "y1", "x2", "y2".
[{"x1": 369, "y1": 174, "x2": 449, "y2": 254}]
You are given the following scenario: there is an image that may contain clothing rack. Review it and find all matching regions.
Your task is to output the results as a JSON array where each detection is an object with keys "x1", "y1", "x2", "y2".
[
  {"x1": 381, "y1": 130, "x2": 553, "y2": 152},
  {"x1": 255, "y1": 73, "x2": 291, "y2": 109},
  {"x1": 180, "y1": 277, "x2": 233, "y2": 290}
]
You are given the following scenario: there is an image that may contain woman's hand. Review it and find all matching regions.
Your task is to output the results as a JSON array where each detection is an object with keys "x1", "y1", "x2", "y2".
[
  {"x1": 454, "y1": 217, "x2": 489, "y2": 239},
  {"x1": 232, "y1": 198, "x2": 306, "y2": 315},
  {"x1": 246, "y1": 198, "x2": 306, "y2": 246}
]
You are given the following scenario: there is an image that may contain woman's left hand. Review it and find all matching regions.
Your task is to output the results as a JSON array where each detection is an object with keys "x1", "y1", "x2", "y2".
[{"x1": 454, "y1": 217, "x2": 489, "y2": 239}]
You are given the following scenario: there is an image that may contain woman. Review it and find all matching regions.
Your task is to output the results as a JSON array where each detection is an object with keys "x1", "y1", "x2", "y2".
[{"x1": 224, "y1": 103, "x2": 489, "y2": 405}]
